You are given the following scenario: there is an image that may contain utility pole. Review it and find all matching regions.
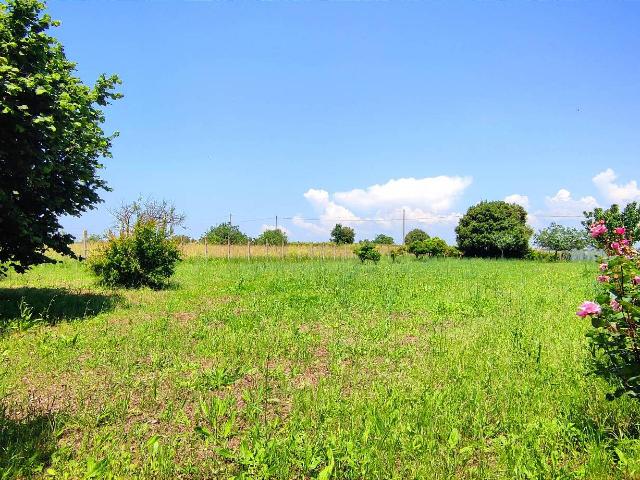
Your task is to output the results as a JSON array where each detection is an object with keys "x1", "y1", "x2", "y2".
[
  {"x1": 228, "y1": 213, "x2": 231, "y2": 260},
  {"x1": 275, "y1": 215, "x2": 278, "y2": 230},
  {"x1": 402, "y1": 209, "x2": 406, "y2": 244}
]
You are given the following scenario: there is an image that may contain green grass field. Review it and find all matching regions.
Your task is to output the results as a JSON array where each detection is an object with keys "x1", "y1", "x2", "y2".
[{"x1": 1, "y1": 257, "x2": 640, "y2": 479}]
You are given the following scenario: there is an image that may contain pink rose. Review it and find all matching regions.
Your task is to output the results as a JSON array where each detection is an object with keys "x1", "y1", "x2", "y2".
[
  {"x1": 611, "y1": 299, "x2": 623, "y2": 312},
  {"x1": 590, "y1": 223, "x2": 608, "y2": 238},
  {"x1": 621, "y1": 239, "x2": 629, "y2": 246},
  {"x1": 577, "y1": 301, "x2": 602, "y2": 317},
  {"x1": 597, "y1": 275, "x2": 610, "y2": 283},
  {"x1": 633, "y1": 276, "x2": 640, "y2": 286},
  {"x1": 600, "y1": 263, "x2": 608, "y2": 272},
  {"x1": 611, "y1": 242, "x2": 620, "y2": 250},
  {"x1": 615, "y1": 227, "x2": 626, "y2": 235}
]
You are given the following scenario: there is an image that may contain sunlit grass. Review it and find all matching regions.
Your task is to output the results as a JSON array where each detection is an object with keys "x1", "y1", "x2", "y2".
[{"x1": 1, "y1": 257, "x2": 639, "y2": 478}]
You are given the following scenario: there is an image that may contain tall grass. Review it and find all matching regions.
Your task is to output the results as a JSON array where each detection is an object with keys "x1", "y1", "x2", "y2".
[
  {"x1": 71, "y1": 241, "x2": 395, "y2": 260},
  {"x1": 1, "y1": 257, "x2": 639, "y2": 478}
]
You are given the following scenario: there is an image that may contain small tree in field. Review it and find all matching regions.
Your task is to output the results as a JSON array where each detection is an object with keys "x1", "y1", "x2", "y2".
[
  {"x1": 0, "y1": 0, "x2": 121, "y2": 276},
  {"x1": 404, "y1": 229, "x2": 429, "y2": 245},
  {"x1": 330, "y1": 224, "x2": 355, "y2": 244},
  {"x1": 255, "y1": 229, "x2": 288, "y2": 245},
  {"x1": 353, "y1": 242, "x2": 381, "y2": 263},
  {"x1": 202, "y1": 223, "x2": 249, "y2": 245},
  {"x1": 89, "y1": 220, "x2": 180, "y2": 289},
  {"x1": 534, "y1": 223, "x2": 587, "y2": 259},
  {"x1": 408, "y1": 237, "x2": 449, "y2": 258},
  {"x1": 373, "y1": 234, "x2": 394, "y2": 245}
]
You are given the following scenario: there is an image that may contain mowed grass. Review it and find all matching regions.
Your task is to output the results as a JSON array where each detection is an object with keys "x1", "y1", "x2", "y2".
[{"x1": 1, "y1": 258, "x2": 640, "y2": 479}]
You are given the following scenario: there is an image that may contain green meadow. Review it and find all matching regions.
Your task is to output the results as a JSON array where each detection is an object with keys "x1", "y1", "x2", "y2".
[{"x1": 2, "y1": 257, "x2": 640, "y2": 479}]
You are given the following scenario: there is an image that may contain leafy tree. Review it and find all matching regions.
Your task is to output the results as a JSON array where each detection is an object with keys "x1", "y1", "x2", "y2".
[
  {"x1": 534, "y1": 223, "x2": 588, "y2": 259},
  {"x1": 426, "y1": 237, "x2": 449, "y2": 257},
  {"x1": 407, "y1": 241, "x2": 428, "y2": 258},
  {"x1": 0, "y1": 0, "x2": 121, "y2": 276},
  {"x1": 583, "y1": 202, "x2": 640, "y2": 246},
  {"x1": 455, "y1": 201, "x2": 532, "y2": 258},
  {"x1": 372, "y1": 234, "x2": 394, "y2": 245},
  {"x1": 202, "y1": 223, "x2": 249, "y2": 245},
  {"x1": 353, "y1": 241, "x2": 381, "y2": 263},
  {"x1": 330, "y1": 224, "x2": 355, "y2": 244},
  {"x1": 255, "y1": 229, "x2": 288, "y2": 245},
  {"x1": 111, "y1": 198, "x2": 185, "y2": 236},
  {"x1": 404, "y1": 229, "x2": 429, "y2": 245},
  {"x1": 89, "y1": 220, "x2": 180, "y2": 289}
]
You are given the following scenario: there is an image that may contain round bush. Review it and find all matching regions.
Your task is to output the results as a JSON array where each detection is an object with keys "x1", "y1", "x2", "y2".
[{"x1": 89, "y1": 221, "x2": 181, "y2": 289}]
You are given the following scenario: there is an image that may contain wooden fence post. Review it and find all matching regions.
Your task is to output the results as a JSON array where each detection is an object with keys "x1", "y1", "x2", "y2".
[
  {"x1": 82, "y1": 229, "x2": 88, "y2": 259},
  {"x1": 204, "y1": 237, "x2": 208, "y2": 259}
]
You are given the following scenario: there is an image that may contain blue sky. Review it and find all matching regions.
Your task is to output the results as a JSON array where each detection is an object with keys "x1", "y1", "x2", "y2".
[{"x1": 51, "y1": 0, "x2": 640, "y2": 243}]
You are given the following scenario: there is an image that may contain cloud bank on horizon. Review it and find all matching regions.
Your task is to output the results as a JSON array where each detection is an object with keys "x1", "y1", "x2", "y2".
[{"x1": 291, "y1": 169, "x2": 640, "y2": 239}]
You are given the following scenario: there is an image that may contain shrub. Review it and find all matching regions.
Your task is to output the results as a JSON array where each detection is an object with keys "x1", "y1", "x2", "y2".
[
  {"x1": 455, "y1": 201, "x2": 532, "y2": 258},
  {"x1": 577, "y1": 220, "x2": 640, "y2": 400},
  {"x1": 373, "y1": 234, "x2": 394, "y2": 245},
  {"x1": 330, "y1": 224, "x2": 355, "y2": 244},
  {"x1": 353, "y1": 242, "x2": 381, "y2": 263},
  {"x1": 444, "y1": 245, "x2": 462, "y2": 258},
  {"x1": 524, "y1": 249, "x2": 558, "y2": 262},
  {"x1": 534, "y1": 223, "x2": 587, "y2": 259},
  {"x1": 255, "y1": 229, "x2": 288, "y2": 245},
  {"x1": 408, "y1": 237, "x2": 449, "y2": 258},
  {"x1": 404, "y1": 229, "x2": 429, "y2": 245},
  {"x1": 89, "y1": 221, "x2": 180, "y2": 289},
  {"x1": 389, "y1": 246, "x2": 406, "y2": 263},
  {"x1": 202, "y1": 223, "x2": 249, "y2": 245}
]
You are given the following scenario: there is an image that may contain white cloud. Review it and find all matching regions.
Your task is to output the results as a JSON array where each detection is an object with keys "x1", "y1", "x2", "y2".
[
  {"x1": 303, "y1": 189, "x2": 360, "y2": 222},
  {"x1": 504, "y1": 194, "x2": 530, "y2": 209},
  {"x1": 592, "y1": 168, "x2": 640, "y2": 205},
  {"x1": 293, "y1": 176, "x2": 472, "y2": 238},
  {"x1": 291, "y1": 216, "x2": 326, "y2": 235},
  {"x1": 292, "y1": 189, "x2": 360, "y2": 236},
  {"x1": 544, "y1": 188, "x2": 598, "y2": 216},
  {"x1": 333, "y1": 176, "x2": 472, "y2": 212}
]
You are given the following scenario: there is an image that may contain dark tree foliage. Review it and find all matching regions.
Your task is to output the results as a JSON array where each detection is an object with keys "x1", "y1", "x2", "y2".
[
  {"x1": 202, "y1": 223, "x2": 249, "y2": 245},
  {"x1": 0, "y1": 0, "x2": 121, "y2": 275},
  {"x1": 372, "y1": 234, "x2": 394, "y2": 245},
  {"x1": 254, "y1": 228, "x2": 288, "y2": 245},
  {"x1": 404, "y1": 229, "x2": 429, "y2": 245},
  {"x1": 330, "y1": 224, "x2": 355, "y2": 244},
  {"x1": 455, "y1": 201, "x2": 532, "y2": 258},
  {"x1": 582, "y1": 202, "x2": 640, "y2": 246}
]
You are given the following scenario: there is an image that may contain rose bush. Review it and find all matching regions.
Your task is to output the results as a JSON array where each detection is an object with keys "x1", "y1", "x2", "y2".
[{"x1": 578, "y1": 219, "x2": 640, "y2": 399}]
